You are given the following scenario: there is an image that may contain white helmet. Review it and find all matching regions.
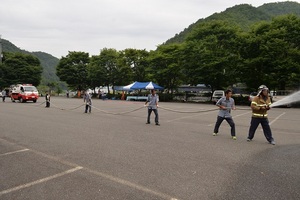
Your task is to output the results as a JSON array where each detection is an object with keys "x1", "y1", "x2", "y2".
[{"x1": 257, "y1": 85, "x2": 269, "y2": 96}]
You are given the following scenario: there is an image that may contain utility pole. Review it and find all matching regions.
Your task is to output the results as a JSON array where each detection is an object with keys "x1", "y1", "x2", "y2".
[{"x1": 0, "y1": 35, "x2": 2, "y2": 64}]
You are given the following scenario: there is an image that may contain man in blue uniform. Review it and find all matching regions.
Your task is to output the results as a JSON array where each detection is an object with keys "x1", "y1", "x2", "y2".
[
  {"x1": 83, "y1": 91, "x2": 92, "y2": 113},
  {"x1": 213, "y1": 89, "x2": 236, "y2": 140},
  {"x1": 145, "y1": 89, "x2": 160, "y2": 126}
]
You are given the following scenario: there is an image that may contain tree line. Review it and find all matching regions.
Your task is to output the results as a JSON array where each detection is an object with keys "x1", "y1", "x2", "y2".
[
  {"x1": 0, "y1": 52, "x2": 43, "y2": 87},
  {"x1": 57, "y1": 15, "x2": 300, "y2": 94},
  {"x1": 1, "y1": 15, "x2": 300, "y2": 95}
]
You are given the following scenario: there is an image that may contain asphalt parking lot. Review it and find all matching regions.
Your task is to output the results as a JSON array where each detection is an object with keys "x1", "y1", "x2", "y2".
[{"x1": 0, "y1": 97, "x2": 299, "y2": 200}]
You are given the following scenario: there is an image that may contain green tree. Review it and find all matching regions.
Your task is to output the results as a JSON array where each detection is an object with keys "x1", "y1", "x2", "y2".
[
  {"x1": 97, "y1": 48, "x2": 118, "y2": 94},
  {"x1": 91, "y1": 48, "x2": 132, "y2": 94},
  {"x1": 56, "y1": 51, "x2": 90, "y2": 91},
  {"x1": 114, "y1": 52, "x2": 133, "y2": 86},
  {"x1": 184, "y1": 21, "x2": 243, "y2": 91},
  {"x1": 148, "y1": 44, "x2": 185, "y2": 93},
  {"x1": 241, "y1": 15, "x2": 300, "y2": 90},
  {"x1": 0, "y1": 52, "x2": 42, "y2": 86},
  {"x1": 87, "y1": 48, "x2": 136, "y2": 94},
  {"x1": 56, "y1": 85, "x2": 62, "y2": 96},
  {"x1": 88, "y1": 55, "x2": 108, "y2": 91},
  {"x1": 121, "y1": 48, "x2": 150, "y2": 82},
  {"x1": 0, "y1": 63, "x2": 5, "y2": 87}
]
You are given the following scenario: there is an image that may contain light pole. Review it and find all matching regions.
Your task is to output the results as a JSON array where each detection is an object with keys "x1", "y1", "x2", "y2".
[{"x1": 0, "y1": 35, "x2": 2, "y2": 64}]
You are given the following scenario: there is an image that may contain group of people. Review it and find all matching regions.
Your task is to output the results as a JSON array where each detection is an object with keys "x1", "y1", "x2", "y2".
[
  {"x1": 83, "y1": 90, "x2": 160, "y2": 126},
  {"x1": 82, "y1": 85, "x2": 274, "y2": 145},
  {"x1": 82, "y1": 90, "x2": 160, "y2": 124},
  {"x1": 42, "y1": 90, "x2": 92, "y2": 112},
  {"x1": 142, "y1": 85, "x2": 275, "y2": 145},
  {"x1": 213, "y1": 85, "x2": 275, "y2": 145}
]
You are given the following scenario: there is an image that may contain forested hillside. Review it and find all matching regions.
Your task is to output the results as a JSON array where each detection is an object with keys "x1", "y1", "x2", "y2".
[
  {"x1": 1, "y1": 39, "x2": 63, "y2": 87},
  {"x1": 32, "y1": 51, "x2": 60, "y2": 83},
  {"x1": 165, "y1": 1, "x2": 300, "y2": 44},
  {"x1": 258, "y1": 1, "x2": 300, "y2": 16}
]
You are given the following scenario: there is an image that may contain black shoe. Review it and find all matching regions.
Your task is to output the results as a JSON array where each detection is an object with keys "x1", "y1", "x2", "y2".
[
  {"x1": 155, "y1": 123, "x2": 160, "y2": 126},
  {"x1": 146, "y1": 122, "x2": 150, "y2": 124}
]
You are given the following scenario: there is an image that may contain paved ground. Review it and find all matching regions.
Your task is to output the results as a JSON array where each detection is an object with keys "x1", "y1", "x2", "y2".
[{"x1": 0, "y1": 97, "x2": 299, "y2": 200}]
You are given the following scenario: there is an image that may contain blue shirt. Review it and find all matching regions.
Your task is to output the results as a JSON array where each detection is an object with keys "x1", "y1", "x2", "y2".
[
  {"x1": 147, "y1": 94, "x2": 159, "y2": 109},
  {"x1": 216, "y1": 97, "x2": 235, "y2": 118},
  {"x1": 84, "y1": 94, "x2": 92, "y2": 105}
]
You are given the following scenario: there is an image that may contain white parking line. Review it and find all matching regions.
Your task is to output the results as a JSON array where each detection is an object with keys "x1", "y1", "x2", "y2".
[
  {"x1": 270, "y1": 112, "x2": 286, "y2": 125},
  {"x1": 208, "y1": 111, "x2": 251, "y2": 126},
  {"x1": 85, "y1": 168, "x2": 179, "y2": 200},
  {"x1": 233, "y1": 111, "x2": 252, "y2": 118},
  {"x1": 0, "y1": 166, "x2": 83, "y2": 196},
  {"x1": 166, "y1": 110, "x2": 218, "y2": 123},
  {"x1": 0, "y1": 138, "x2": 179, "y2": 200},
  {"x1": 0, "y1": 149, "x2": 29, "y2": 157}
]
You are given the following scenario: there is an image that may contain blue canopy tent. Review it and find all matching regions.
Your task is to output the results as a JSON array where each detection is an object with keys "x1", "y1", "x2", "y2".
[
  {"x1": 122, "y1": 82, "x2": 163, "y2": 101},
  {"x1": 123, "y1": 81, "x2": 163, "y2": 90}
]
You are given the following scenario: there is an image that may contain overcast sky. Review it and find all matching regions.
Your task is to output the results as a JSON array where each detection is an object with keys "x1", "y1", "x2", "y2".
[{"x1": 1, "y1": 0, "x2": 298, "y2": 58}]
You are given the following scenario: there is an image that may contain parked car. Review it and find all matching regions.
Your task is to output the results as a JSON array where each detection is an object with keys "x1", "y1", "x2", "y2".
[{"x1": 211, "y1": 90, "x2": 225, "y2": 104}]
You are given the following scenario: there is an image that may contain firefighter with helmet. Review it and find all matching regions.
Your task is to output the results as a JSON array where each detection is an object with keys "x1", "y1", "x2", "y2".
[{"x1": 247, "y1": 85, "x2": 275, "y2": 145}]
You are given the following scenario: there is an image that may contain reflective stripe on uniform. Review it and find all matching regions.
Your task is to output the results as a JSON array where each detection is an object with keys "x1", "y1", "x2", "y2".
[
  {"x1": 251, "y1": 101, "x2": 267, "y2": 107},
  {"x1": 258, "y1": 104, "x2": 267, "y2": 107},
  {"x1": 253, "y1": 113, "x2": 268, "y2": 117}
]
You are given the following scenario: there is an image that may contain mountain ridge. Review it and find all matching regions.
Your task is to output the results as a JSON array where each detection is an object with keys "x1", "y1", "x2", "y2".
[{"x1": 164, "y1": 1, "x2": 300, "y2": 45}]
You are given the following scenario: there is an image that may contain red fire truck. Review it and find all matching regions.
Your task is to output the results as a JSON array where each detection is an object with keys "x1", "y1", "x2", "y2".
[{"x1": 10, "y1": 84, "x2": 39, "y2": 103}]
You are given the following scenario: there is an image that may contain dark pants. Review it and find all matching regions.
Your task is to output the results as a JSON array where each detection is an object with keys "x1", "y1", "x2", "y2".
[
  {"x1": 147, "y1": 108, "x2": 159, "y2": 124},
  {"x1": 214, "y1": 116, "x2": 236, "y2": 136},
  {"x1": 46, "y1": 101, "x2": 50, "y2": 107},
  {"x1": 85, "y1": 104, "x2": 91, "y2": 113},
  {"x1": 2, "y1": 96, "x2": 5, "y2": 102},
  {"x1": 248, "y1": 117, "x2": 274, "y2": 142}
]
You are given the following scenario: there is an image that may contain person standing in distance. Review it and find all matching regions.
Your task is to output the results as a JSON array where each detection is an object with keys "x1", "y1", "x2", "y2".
[
  {"x1": 247, "y1": 85, "x2": 275, "y2": 145},
  {"x1": 2, "y1": 89, "x2": 6, "y2": 102},
  {"x1": 83, "y1": 91, "x2": 92, "y2": 113},
  {"x1": 213, "y1": 89, "x2": 237, "y2": 140},
  {"x1": 145, "y1": 89, "x2": 160, "y2": 126},
  {"x1": 45, "y1": 93, "x2": 50, "y2": 107}
]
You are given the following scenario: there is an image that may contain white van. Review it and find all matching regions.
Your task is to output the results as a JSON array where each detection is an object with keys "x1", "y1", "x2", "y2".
[{"x1": 212, "y1": 90, "x2": 225, "y2": 104}]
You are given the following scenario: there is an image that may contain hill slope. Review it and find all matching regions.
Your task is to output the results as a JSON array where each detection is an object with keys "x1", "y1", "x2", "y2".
[
  {"x1": 165, "y1": 1, "x2": 300, "y2": 44},
  {"x1": 1, "y1": 38, "x2": 63, "y2": 87}
]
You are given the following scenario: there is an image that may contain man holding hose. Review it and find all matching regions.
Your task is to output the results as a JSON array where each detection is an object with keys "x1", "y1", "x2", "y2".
[
  {"x1": 213, "y1": 89, "x2": 236, "y2": 140},
  {"x1": 247, "y1": 85, "x2": 275, "y2": 145},
  {"x1": 145, "y1": 89, "x2": 160, "y2": 126}
]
